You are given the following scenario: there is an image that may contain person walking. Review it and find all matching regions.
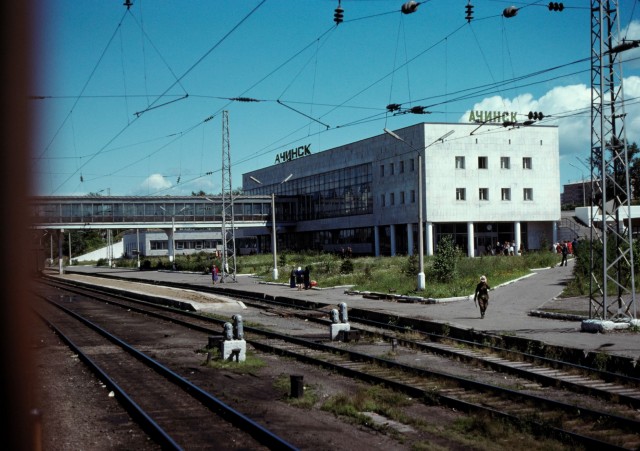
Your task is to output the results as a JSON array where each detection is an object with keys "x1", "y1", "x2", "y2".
[
  {"x1": 295, "y1": 266, "x2": 304, "y2": 291},
  {"x1": 473, "y1": 275, "x2": 490, "y2": 319},
  {"x1": 289, "y1": 267, "x2": 297, "y2": 288},
  {"x1": 303, "y1": 266, "x2": 311, "y2": 290},
  {"x1": 211, "y1": 264, "x2": 219, "y2": 285},
  {"x1": 560, "y1": 241, "x2": 569, "y2": 267}
]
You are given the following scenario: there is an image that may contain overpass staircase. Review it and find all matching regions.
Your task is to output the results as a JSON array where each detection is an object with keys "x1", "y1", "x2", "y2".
[{"x1": 558, "y1": 211, "x2": 590, "y2": 242}]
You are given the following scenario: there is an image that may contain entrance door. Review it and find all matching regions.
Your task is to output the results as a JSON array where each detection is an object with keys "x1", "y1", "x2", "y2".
[{"x1": 475, "y1": 233, "x2": 497, "y2": 256}]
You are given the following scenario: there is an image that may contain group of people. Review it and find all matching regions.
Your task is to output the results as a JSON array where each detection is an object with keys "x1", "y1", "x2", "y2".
[
  {"x1": 290, "y1": 266, "x2": 311, "y2": 290},
  {"x1": 481, "y1": 241, "x2": 523, "y2": 256},
  {"x1": 554, "y1": 238, "x2": 578, "y2": 267},
  {"x1": 339, "y1": 247, "x2": 353, "y2": 259}
]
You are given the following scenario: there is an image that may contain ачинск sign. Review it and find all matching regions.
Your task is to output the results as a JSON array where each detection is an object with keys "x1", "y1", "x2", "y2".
[
  {"x1": 275, "y1": 144, "x2": 311, "y2": 164},
  {"x1": 468, "y1": 111, "x2": 518, "y2": 123}
]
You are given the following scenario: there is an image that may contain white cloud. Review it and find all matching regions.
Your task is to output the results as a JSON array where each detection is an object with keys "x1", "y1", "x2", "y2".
[
  {"x1": 135, "y1": 173, "x2": 172, "y2": 195},
  {"x1": 619, "y1": 20, "x2": 640, "y2": 70},
  {"x1": 462, "y1": 76, "x2": 640, "y2": 163}
]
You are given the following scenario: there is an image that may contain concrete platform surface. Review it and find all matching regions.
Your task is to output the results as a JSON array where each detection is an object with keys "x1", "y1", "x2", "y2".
[{"x1": 60, "y1": 262, "x2": 640, "y2": 364}]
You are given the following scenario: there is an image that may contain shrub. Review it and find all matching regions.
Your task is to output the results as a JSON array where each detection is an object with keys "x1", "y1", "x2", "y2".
[
  {"x1": 404, "y1": 253, "x2": 419, "y2": 276},
  {"x1": 340, "y1": 258, "x2": 354, "y2": 274},
  {"x1": 432, "y1": 235, "x2": 458, "y2": 283}
]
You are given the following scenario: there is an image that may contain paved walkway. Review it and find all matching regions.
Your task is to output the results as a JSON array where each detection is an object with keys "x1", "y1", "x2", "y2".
[{"x1": 62, "y1": 261, "x2": 640, "y2": 363}]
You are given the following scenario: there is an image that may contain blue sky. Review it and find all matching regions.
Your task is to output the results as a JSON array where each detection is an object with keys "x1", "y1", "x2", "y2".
[{"x1": 32, "y1": 0, "x2": 640, "y2": 196}]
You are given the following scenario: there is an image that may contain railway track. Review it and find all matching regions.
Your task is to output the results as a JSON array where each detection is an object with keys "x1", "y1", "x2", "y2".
[
  {"x1": 33, "y1": 287, "x2": 296, "y2": 450},
  {"x1": 37, "y1": 276, "x2": 640, "y2": 450}
]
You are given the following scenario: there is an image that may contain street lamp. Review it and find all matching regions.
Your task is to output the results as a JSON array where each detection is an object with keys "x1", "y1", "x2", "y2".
[
  {"x1": 250, "y1": 174, "x2": 293, "y2": 280},
  {"x1": 568, "y1": 162, "x2": 586, "y2": 206},
  {"x1": 383, "y1": 128, "x2": 454, "y2": 291},
  {"x1": 159, "y1": 204, "x2": 187, "y2": 270}
]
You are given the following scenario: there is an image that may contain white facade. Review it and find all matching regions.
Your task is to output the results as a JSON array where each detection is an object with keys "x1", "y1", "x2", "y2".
[
  {"x1": 243, "y1": 122, "x2": 561, "y2": 256},
  {"x1": 122, "y1": 229, "x2": 223, "y2": 258}
]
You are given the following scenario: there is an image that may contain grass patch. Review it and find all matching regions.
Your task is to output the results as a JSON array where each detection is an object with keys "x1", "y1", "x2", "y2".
[
  {"x1": 234, "y1": 251, "x2": 561, "y2": 298},
  {"x1": 321, "y1": 385, "x2": 414, "y2": 427},
  {"x1": 200, "y1": 347, "x2": 266, "y2": 374},
  {"x1": 319, "y1": 384, "x2": 571, "y2": 450},
  {"x1": 447, "y1": 415, "x2": 572, "y2": 451}
]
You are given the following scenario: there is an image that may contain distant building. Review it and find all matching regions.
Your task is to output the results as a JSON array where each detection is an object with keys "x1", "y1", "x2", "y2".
[{"x1": 561, "y1": 180, "x2": 591, "y2": 208}]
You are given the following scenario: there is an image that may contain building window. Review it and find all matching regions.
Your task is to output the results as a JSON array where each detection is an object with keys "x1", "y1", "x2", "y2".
[
  {"x1": 456, "y1": 188, "x2": 466, "y2": 201},
  {"x1": 410, "y1": 158, "x2": 415, "y2": 172},
  {"x1": 411, "y1": 190, "x2": 416, "y2": 203},
  {"x1": 524, "y1": 188, "x2": 533, "y2": 201},
  {"x1": 400, "y1": 161, "x2": 405, "y2": 173},
  {"x1": 390, "y1": 192, "x2": 395, "y2": 205},
  {"x1": 479, "y1": 188, "x2": 489, "y2": 201},
  {"x1": 390, "y1": 162, "x2": 395, "y2": 175},
  {"x1": 501, "y1": 157, "x2": 510, "y2": 169},
  {"x1": 400, "y1": 191, "x2": 405, "y2": 204},
  {"x1": 455, "y1": 156, "x2": 465, "y2": 169},
  {"x1": 381, "y1": 194, "x2": 385, "y2": 207},
  {"x1": 523, "y1": 157, "x2": 532, "y2": 169},
  {"x1": 478, "y1": 156, "x2": 488, "y2": 169},
  {"x1": 501, "y1": 188, "x2": 511, "y2": 201},
  {"x1": 380, "y1": 164, "x2": 385, "y2": 177}
]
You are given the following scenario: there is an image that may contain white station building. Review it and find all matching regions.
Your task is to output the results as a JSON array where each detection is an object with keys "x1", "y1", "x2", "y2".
[{"x1": 242, "y1": 120, "x2": 561, "y2": 257}]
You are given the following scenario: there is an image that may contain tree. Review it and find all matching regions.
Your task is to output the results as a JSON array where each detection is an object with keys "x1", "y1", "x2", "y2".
[
  {"x1": 627, "y1": 142, "x2": 640, "y2": 201},
  {"x1": 589, "y1": 140, "x2": 639, "y2": 206},
  {"x1": 432, "y1": 235, "x2": 458, "y2": 283},
  {"x1": 63, "y1": 229, "x2": 105, "y2": 258}
]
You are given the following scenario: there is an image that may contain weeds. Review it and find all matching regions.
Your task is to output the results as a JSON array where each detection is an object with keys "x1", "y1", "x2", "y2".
[{"x1": 201, "y1": 347, "x2": 266, "y2": 374}]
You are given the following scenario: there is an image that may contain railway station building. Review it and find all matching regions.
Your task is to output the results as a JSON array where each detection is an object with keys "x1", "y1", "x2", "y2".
[{"x1": 242, "y1": 121, "x2": 561, "y2": 257}]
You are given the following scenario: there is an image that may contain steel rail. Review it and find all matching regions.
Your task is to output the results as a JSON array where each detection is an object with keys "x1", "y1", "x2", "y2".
[{"x1": 35, "y1": 293, "x2": 299, "y2": 451}]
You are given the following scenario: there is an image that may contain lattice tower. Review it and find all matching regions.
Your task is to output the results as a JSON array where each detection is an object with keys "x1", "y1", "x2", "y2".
[
  {"x1": 220, "y1": 110, "x2": 237, "y2": 282},
  {"x1": 589, "y1": 0, "x2": 636, "y2": 319}
]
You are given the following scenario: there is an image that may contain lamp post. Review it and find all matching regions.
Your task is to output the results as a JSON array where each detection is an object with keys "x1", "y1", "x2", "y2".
[
  {"x1": 383, "y1": 128, "x2": 454, "y2": 291},
  {"x1": 159, "y1": 204, "x2": 187, "y2": 270},
  {"x1": 568, "y1": 162, "x2": 586, "y2": 207},
  {"x1": 250, "y1": 174, "x2": 293, "y2": 280},
  {"x1": 136, "y1": 229, "x2": 140, "y2": 269}
]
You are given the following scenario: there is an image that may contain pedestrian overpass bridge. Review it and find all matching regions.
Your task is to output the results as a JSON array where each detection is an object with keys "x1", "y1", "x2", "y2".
[{"x1": 29, "y1": 195, "x2": 297, "y2": 230}]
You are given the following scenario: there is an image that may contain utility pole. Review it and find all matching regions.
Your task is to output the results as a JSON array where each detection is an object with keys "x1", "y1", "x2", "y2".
[
  {"x1": 220, "y1": 110, "x2": 237, "y2": 282},
  {"x1": 589, "y1": 0, "x2": 637, "y2": 320}
]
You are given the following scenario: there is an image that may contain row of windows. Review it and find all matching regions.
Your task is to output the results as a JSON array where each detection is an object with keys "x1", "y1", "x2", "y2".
[
  {"x1": 381, "y1": 188, "x2": 534, "y2": 205},
  {"x1": 249, "y1": 163, "x2": 374, "y2": 220},
  {"x1": 149, "y1": 239, "x2": 219, "y2": 251},
  {"x1": 379, "y1": 158, "x2": 416, "y2": 176},
  {"x1": 471, "y1": 156, "x2": 533, "y2": 170},
  {"x1": 456, "y1": 188, "x2": 534, "y2": 201},
  {"x1": 381, "y1": 156, "x2": 533, "y2": 175},
  {"x1": 31, "y1": 200, "x2": 276, "y2": 222},
  {"x1": 380, "y1": 190, "x2": 416, "y2": 207}
]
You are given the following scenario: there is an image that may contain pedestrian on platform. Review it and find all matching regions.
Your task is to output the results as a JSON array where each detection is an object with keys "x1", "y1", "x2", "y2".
[
  {"x1": 295, "y1": 266, "x2": 304, "y2": 291},
  {"x1": 289, "y1": 267, "x2": 297, "y2": 288},
  {"x1": 303, "y1": 266, "x2": 311, "y2": 290},
  {"x1": 560, "y1": 242, "x2": 569, "y2": 267},
  {"x1": 211, "y1": 264, "x2": 219, "y2": 285},
  {"x1": 473, "y1": 275, "x2": 490, "y2": 319}
]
